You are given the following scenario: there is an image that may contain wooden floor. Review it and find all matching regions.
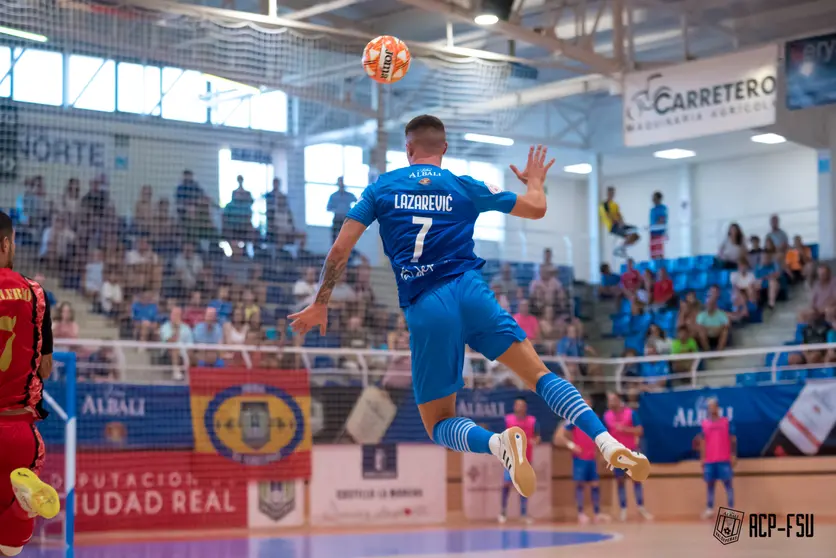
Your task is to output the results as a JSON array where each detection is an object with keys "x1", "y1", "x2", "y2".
[{"x1": 27, "y1": 522, "x2": 836, "y2": 558}]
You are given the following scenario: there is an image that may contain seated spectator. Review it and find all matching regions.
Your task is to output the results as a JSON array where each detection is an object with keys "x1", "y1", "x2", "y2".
[
  {"x1": 150, "y1": 198, "x2": 180, "y2": 254},
  {"x1": 748, "y1": 235, "x2": 764, "y2": 268},
  {"x1": 529, "y1": 266, "x2": 563, "y2": 314},
  {"x1": 330, "y1": 277, "x2": 357, "y2": 309},
  {"x1": 131, "y1": 291, "x2": 159, "y2": 345},
  {"x1": 223, "y1": 306, "x2": 249, "y2": 346},
  {"x1": 491, "y1": 263, "x2": 519, "y2": 301},
  {"x1": 218, "y1": 242, "x2": 258, "y2": 285},
  {"x1": 538, "y1": 305, "x2": 561, "y2": 353},
  {"x1": 756, "y1": 252, "x2": 782, "y2": 310},
  {"x1": 52, "y1": 302, "x2": 79, "y2": 350},
  {"x1": 62, "y1": 178, "x2": 82, "y2": 229},
  {"x1": 677, "y1": 291, "x2": 701, "y2": 336},
  {"x1": 491, "y1": 283, "x2": 510, "y2": 312},
  {"x1": 645, "y1": 324, "x2": 672, "y2": 354},
  {"x1": 386, "y1": 313, "x2": 408, "y2": 350},
  {"x1": 351, "y1": 263, "x2": 375, "y2": 308},
  {"x1": 160, "y1": 306, "x2": 193, "y2": 381},
  {"x1": 241, "y1": 289, "x2": 260, "y2": 321},
  {"x1": 183, "y1": 291, "x2": 205, "y2": 327},
  {"x1": 766, "y1": 214, "x2": 789, "y2": 252},
  {"x1": 636, "y1": 268, "x2": 654, "y2": 307},
  {"x1": 100, "y1": 269, "x2": 124, "y2": 320},
  {"x1": 83, "y1": 248, "x2": 105, "y2": 304},
  {"x1": 125, "y1": 236, "x2": 161, "y2": 296},
  {"x1": 247, "y1": 309, "x2": 264, "y2": 339},
  {"x1": 696, "y1": 287, "x2": 730, "y2": 351},
  {"x1": 729, "y1": 289, "x2": 750, "y2": 324},
  {"x1": 223, "y1": 175, "x2": 255, "y2": 242},
  {"x1": 621, "y1": 348, "x2": 640, "y2": 379},
  {"x1": 293, "y1": 267, "x2": 318, "y2": 311},
  {"x1": 670, "y1": 325, "x2": 700, "y2": 374},
  {"x1": 39, "y1": 213, "x2": 76, "y2": 274},
  {"x1": 731, "y1": 258, "x2": 760, "y2": 304},
  {"x1": 555, "y1": 324, "x2": 599, "y2": 382},
  {"x1": 717, "y1": 223, "x2": 746, "y2": 270},
  {"x1": 174, "y1": 242, "x2": 204, "y2": 296},
  {"x1": 85, "y1": 344, "x2": 119, "y2": 381},
  {"x1": 789, "y1": 308, "x2": 830, "y2": 369},
  {"x1": 786, "y1": 235, "x2": 814, "y2": 286},
  {"x1": 598, "y1": 263, "x2": 621, "y2": 299},
  {"x1": 209, "y1": 285, "x2": 234, "y2": 322},
  {"x1": 639, "y1": 344, "x2": 669, "y2": 390},
  {"x1": 798, "y1": 265, "x2": 836, "y2": 325},
  {"x1": 340, "y1": 315, "x2": 369, "y2": 370},
  {"x1": 513, "y1": 300, "x2": 540, "y2": 343},
  {"x1": 620, "y1": 258, "x2": 642, "y2": 301},
  {"x1": 193, "y1": 307, "x2": 224, "y2": 367},
  {"x1": 537, "y1": 247, "x2": 557, "y2": 277},
  {"x1": 652, "y1": 267, "x2": 675, "y2": 308},
  {"x1": 132, "y1": 184, "x2": 154, "y2": 235}
]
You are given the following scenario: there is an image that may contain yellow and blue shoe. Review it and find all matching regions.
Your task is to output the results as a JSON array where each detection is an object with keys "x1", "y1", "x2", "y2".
[{"x1": 10, "y1": 468, "x2": 60, "y2": 520}]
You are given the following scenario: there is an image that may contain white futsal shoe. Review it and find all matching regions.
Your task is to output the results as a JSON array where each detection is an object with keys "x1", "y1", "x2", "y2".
[
  {"x1": 497, "y1": 514, "x2": 507, "y2": 524},
  {"x1": 595, "y1": 513, "x2": 611, "y2": 523},
  {"x1": 701, "y1": 508, "x2": 715, "y2": 520},
  {"x1": 491, "y1": 426, "x2": 536, "y2": 498},
  {"x1": 596, "y1": 433, "x2": 651, "y2": 481},
  {"x1": 578, "y1": 513, "x2": 591, "y2": 525},
  {"x1": 638, "y1": 507, "x2": 654, "y2": 521}
]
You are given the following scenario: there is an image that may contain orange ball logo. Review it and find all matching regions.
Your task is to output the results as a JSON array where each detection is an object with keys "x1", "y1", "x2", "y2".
[{"x1": 363, "y1": 35, "x2": 411, "y2": 84}]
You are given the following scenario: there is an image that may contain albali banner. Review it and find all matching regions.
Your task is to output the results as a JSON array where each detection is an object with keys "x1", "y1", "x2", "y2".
[
  {"x1": 638, "y1": 380, "x2": 836, "y2": 463},
  {"x1": 309, "y1": 444, "x2": 446, "y2": 526},
  {"x1": 189, "y1": 368, "x2": 312, "y2": 481},
  {"x1": 622, "y1": 45, "x2": 777, "y2": 147},
  {"x1": 40, "y1": 451, "x2": 247, "y2": 532},
  {"x1": 462, "y1": 447, "x2": 552, "y2": 521}
]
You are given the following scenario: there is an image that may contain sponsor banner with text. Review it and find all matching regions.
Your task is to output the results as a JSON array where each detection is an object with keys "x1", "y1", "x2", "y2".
[
  {"x1": 623, "y1": 45, "x2": 777, "y2": 147},
  {"x1": 309, "y1": 444, "x2": 446, "y2": 526},
  {"x1": 247, "y1": 479, "x2": 306, "y2": 528},
  {"x1": 462, "y1": 447, "x2": 552, "y2": 520}
]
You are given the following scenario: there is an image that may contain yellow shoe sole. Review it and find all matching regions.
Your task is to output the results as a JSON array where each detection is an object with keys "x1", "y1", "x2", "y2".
[
  {"x1": 10, "y1": 468, "x2": 60, "y2": 520},
  {"x1": 502, "y1": 426, "x2": 537, "y2": 498},
  {"x1": 609, "y1": 447, "x2": 651, "y2": 482}
]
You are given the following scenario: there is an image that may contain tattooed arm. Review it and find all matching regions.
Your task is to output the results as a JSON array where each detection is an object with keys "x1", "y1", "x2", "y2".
[{"x1": 312, "y1": 218, "x2": 368, "y2": 306}]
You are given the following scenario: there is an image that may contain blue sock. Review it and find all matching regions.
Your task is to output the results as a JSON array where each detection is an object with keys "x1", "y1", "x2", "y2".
[
  {"x1": 591, "y1": 485, "x2": 601, "y2": 514},
  {"x1": 501, "y1": 484, "x2": 510, "y2": 514},
  {"x1": 432, "y1": 417, "x2": 493, "y2": 454},
  {"x1": 617, "y1": 482, "x2": 627, "y2": 509},
  {"x1": 536, "y1": 374, "x2": 606, "y2": 439},
  {"x1": 722, "y1": 480, "x2": 734, "y2": 507},
  {"x1": 706, "y1": 482, "x2": 716, "y2": 508},
  {"x1": 520, "y1": 496, "x2": 528, "y2": 517},
  {"x1": 575, "y1": 484, "x2": 585, "y2": 513},
  {"x1": 634, "y1": 482, "x2": 645, "y2": 507}
]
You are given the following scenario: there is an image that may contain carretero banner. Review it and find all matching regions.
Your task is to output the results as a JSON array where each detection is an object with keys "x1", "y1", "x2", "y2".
[{"x1": 623, "y1": 45, "x2": 778, "y2": 147}]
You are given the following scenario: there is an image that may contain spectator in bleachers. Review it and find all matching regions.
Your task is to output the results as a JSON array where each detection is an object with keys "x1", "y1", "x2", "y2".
[
  {"x1": 490, "y1": 263, "x2": 519, "y2": 300},
  {"x1": 383, "y1": 324, "x2": 412, "y2": 390},
  {"x1": 133, "y1": 184, "x2": 154, "y2": 235},
  {"x1": 788, "y1": 315, "x2": 828, "y2": 369},
  {"x1": 62, "y1": 178, "x2": 82, "y2": 229},
  {"x1": 529, "y1": 266, "x2": 563, "y2": 314},
  {"x1": 652, "y1": 267, "x2": 675, "y2": 309},
  {"x1": 175, "y1": 170, "x2": 205, "y2": 219},
  {"x1": 490, "y1": 283, "x2": 511, "y2": 312},
  {"x1": 327, "y1": 176, "x2": 357, "y2": 242},
  {"x1": 24, "y1": 176, "x2": 50, "y2": 233},
  {"x1": 636, "y1": 269, "x2": 654, "y2": 308},
  {"x1": 241, "y1": 289, "x2": 260, "y2": 321},
  {"x1": 160, "y1": 305, "x2": 192, "y2": 381},
  {"x1": 173, "y1": 241, "x2": 204, "y2": 296},
  {"x1": 649, "y1": 191, "x2": 668, "y2": 260},
  {"x1": 513, "y1": 299, "x2": 540, "y2": 344},
  {"x1": 52, "y1": 302, "x2": 79, "y2": 343},
  {"x1": 126, "y1": 236, "x2": 161, "y2": 296},
  {"x1": 598, "y1": 263, "x2": 622, "y2": 299},
  {"x1": 340, "y1": 315, "x2": 369, "y2": 371},
  {"x1": 223, "y1": 306, "x2": 248, "y2": 346},
  {"x1": 538, "y1": 305, "x2": 562, "y2": 353},
  {"x1": 293, "y1": 267, "x2": 318, "y2": 311},
  {"x1": 756, "y1": 251, "x2": 782, "y2": 310},
  {"x1": 599, "y1": 186, "x2": 639, "y2": 258},
  {"x1": 797, "y1": 264, "x2": 836, "y2": 325},
  {"x1": 329, "y1": 276, "x2": 357, "y2": 310},
  {"x1": 556, "y1": 323, "x2": 599, "y2": 382},
  {"x1": 218, "y1": 242, "x2": 257, "y2": 285},
  {"x1": 83, "y1": 248, "x2": 105, "y2": 306},
  {"x1": 766, "y1": 214, "x2": 789, "y2": 252},
  {"x1": 193, "y1": 307, "x2": 224, "y2": 367},
  {"x1": 717, "y1": 223, "x2": 746, "y2": 270},
  {"x1": 39, "y1": 212, "x2": 76, "y2": 274},
  {"x1": 696, "y1": 286, "x2": 730, "y2": 351},
  {"x1": 731, "y1": 258, "x2": 760, "y2": 304},
  {"x1": 729, "y1": 289, "x2": 750, "y2": 324},
  {"x1": 224, "y1": 175, "x2": 255, "y2": 243},
  {"x1": 677, "y1": 291, "x2": 701, "y2": 336},
  {"x1": 265, "y1": 178, "x2": 303, "y2": 248},
  {"x1": 80, "y1": 174, "x2": 109, "y2": 222},
  {"x1": 620, "y1": 259, "x2": 642, "y2": 314},
  {"x1": 100, "y1": 268, "x2": 124, "y2": 320},
  {"x1": 85, "y1": 343, "x2": 119, "y2": 381},
  {"x1": 537, "y1": 248, "x2": 556, "y2": 277},
  {"x1": 131, "y1": 290, "x2": 159, "y2": 345},
  {"x1": 640, "y1": 344, "x2": 669, "y2": 391},
  {"x1": 150, "y1": 198, "x2": 179, "y2": 254},
  {"x1": 386, "y1": 313, "x2": 408, "y2": 350},
  {"x1": 786, "y1": 235, "x2": 814, "y2": 286},
  {"x1": 247, "y1": 309, "x2": 264, "y2": 340},
  {"x1": 671, "y1": 325, "x2": 699, "y2": 374},
  {"x1": 645, "y1": 324, "x2": 672, "y2": 354},
  {"x1": 748, "y1": 235, "x2": 763, "y2": 268},
  {"x1": 209, "y1": 285, "x2": 234, "y2": 322},
  {"x1": 183, "y1": 291, "x2": 205, "y2": 327}
]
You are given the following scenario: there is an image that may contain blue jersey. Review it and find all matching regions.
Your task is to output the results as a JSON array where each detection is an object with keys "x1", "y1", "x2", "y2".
[
  {"x1": 346, "y1": 164, "x2": 517, "y2": 307},
  {"x1": 649, "y1": 203, "x2": 668, "y2": 236}
]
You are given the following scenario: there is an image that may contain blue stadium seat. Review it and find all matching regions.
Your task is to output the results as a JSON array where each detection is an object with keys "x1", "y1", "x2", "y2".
[
  {"x1": 618, "y1": 297, "x2": 632, "y2": 315},
  {"x1": 672, "y1": 257, "x2": 691, "y2": 273},
  {"x1": 630, "y1": 313, "x2": 652, "y2": 334},
  {"x1": 688, "y1": 271, "x2": 709, "y2": 291},
  {"x1": 619, "y1": 263, "x2": 628, "y2": 274},
  {"x1": 648, "y1": 259, "x2": 665, "y2": 273},
  {"x1": 612, "y1": 314, "x2": 631, "y2": 337},
  {"x1": 635, "y1": 261, "x2": 650, "y2": 273},
  {"x1": 653, "y1": 310, "x2": 677, "y2": 333},
  {"x1": 696, "y1": 255, "x2": 715, "y2": 270},
  {"x1": 673, "y1": 273, "x2": 689, "y2": 293},
  {"x1": 794, "y1": 323, "x2": 807, "y2": 343},
  {"x1": 778, "y1": 368, "x2": 808, "y2": 383},
  {"x1": 809, "y1": 367, "x2": 835, "y2": 379},
  {"x1": 708, "y1": 269, "x2": 731, "y2": 287},
  {"x1": 557, "y1": 265, "x2": 574, "y2": 285},
  {"x1": 809, "y1": 243, "x2": 819, "y2": 260},
  {"x1": 736, "y1": 372, "x2": 772, "y2": 385},
  {"x1": 624, "y1": 333, "x2": 646, "y2": 353}
]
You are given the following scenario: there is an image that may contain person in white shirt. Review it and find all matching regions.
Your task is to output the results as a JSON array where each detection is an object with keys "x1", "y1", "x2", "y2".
[
  {"x1": 293, "y1": 267, "x2": 318, "y2": 310},
  {"x1": 730, "y1": 258, "x2": 759, "y2": 303},
  {"x1": 100, "y1": 269, "x2": 124, "y2": 319},
  {"x1": 39, "y1": 212, "x2": 76, "y2": 266},
  {"x1": 173, "y1": 242, "x2": 204, "y2": 292},
  {"x1": 83, "y1": 248, "x2": 105, "y2": 303},
  {"x1": 160, "y1": 306, "x2": 193, "y2": 380}
]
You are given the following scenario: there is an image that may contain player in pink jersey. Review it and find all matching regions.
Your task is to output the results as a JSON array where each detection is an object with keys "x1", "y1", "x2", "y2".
[
  {"x1": 694, "y1": 397, "x2": 736, "y2": 519},
  {"x1": 499, "y1": 397, "x2": 540, "y2": 524},
  {"x1": 554, "y1": 395, "x2": 610, "y2": 525},
  {"x1": 603, "y1": 393, "x2": 653, "y2": 521}
]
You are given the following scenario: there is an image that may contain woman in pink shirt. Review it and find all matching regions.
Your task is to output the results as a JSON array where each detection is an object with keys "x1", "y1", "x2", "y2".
[
  {"x1": 512, "y1": 300, "x2": 540, "y2": 342},
  {"x1": 604, "y1": 392, "x2": 653, "y2": 521},
  {"x1": 694, "y1": 397, "x2": 736, "y2": 519}
]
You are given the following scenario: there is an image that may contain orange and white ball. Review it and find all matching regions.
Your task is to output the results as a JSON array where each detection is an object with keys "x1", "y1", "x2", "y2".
[{"x1": 362, "y1": 35, "x2": 411, "y2": 84}]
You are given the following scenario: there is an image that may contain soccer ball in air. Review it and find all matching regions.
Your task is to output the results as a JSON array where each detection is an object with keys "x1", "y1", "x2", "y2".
[{"x1": 363, "y1": 35, "x2": 411, "y2": 84}]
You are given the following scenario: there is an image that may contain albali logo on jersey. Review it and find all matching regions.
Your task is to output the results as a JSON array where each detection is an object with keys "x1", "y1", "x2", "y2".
[
  {"x1": 623, "y1": 45, "x2": 778, "y2": 147},
  {"x1": 309, "y1": 445, "x2": 447, "y2": 525}
]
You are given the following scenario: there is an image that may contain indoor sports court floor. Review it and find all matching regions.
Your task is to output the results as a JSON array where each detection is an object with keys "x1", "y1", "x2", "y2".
[{"x1": 22, "y1": 522, "x2": 836, "y2": 558}]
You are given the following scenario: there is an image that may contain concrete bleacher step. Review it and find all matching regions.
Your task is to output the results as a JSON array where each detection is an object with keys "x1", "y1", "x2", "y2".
[{"x1": 370, "y1": 266, "x2": 399, "y2": 311}]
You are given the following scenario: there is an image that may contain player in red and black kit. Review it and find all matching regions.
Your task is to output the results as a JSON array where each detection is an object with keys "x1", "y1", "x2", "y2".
[{"x1": 0, "y1": 210, "x2": 60, "y2": 557}]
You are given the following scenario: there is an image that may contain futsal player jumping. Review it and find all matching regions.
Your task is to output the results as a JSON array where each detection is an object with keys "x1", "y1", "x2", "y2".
[
  {"x1": 694, "y1": 397, "x2": 736, "y2": 519},
  {"x1": 290, "y1": 115, "x2": 651, "y2": 500},
  {"x1": 0, "y1": 211, "x2": 60, "y2": 557}
]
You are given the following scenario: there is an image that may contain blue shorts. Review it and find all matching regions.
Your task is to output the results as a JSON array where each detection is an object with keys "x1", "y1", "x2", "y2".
[
  {"x1": 573, "y1": 459, "x2": 599, "y2": 482},
  {"x1": 405, "y1": 270, "x2": 527, "y2": 405},
  {"x1": 703, "y1": 461, "x2": 733, "y2": 482}
]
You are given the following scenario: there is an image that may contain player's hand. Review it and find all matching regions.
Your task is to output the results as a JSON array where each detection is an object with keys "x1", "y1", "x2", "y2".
[
  {"x1": 571, "y1": 445, "x2": 583, "y2": 456},
  {"x1": 288, "y1": 303, "x2": 328, "y2": 336},
  {"x1": 510, "y1": 145, "x2": 555, "y2": 185}
]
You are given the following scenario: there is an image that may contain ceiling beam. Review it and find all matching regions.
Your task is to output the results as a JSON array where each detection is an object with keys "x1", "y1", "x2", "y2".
[
  {"x1": 282, "y1": 0, "x2": 371, "y2": 21},
  {"x1": 722, "y1": 0, "x2": 836, "y2": 30},
  {"x1": 395, "y1": 0, "x2": 621, "y2": 75}
]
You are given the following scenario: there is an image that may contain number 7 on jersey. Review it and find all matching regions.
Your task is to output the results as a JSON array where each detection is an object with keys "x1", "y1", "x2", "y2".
[{"x1": 411, "y1": 216, "x2": 433, "y2": 262}]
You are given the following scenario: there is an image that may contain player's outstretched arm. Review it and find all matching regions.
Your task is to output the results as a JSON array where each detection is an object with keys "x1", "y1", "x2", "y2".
[
  {"x1": 509, "y1": 145, "x2": 554, "y2": 220},
  {"x1": 289, "y1": 218, "x2": 367, "y2": 335}
]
